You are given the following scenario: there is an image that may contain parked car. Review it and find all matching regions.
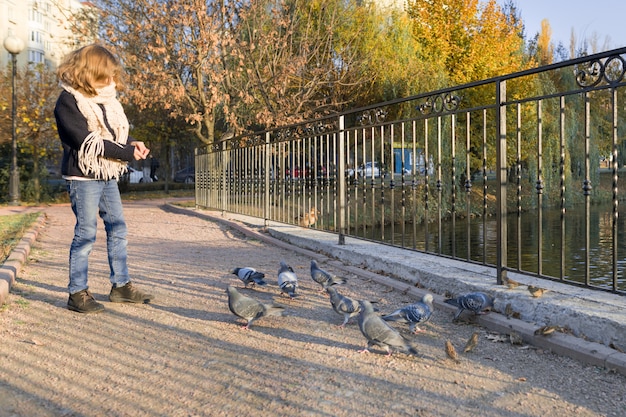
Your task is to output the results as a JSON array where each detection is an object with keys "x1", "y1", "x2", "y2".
[
  {"x1": 126, "y1": 166, "x2": 147, "y2": 183},
  {"x1": 285, "y1": 166, "x2": 310, "y2": 180},
  {"x1": 174, "y1": 167, "x2": 195, "y2": 183}
]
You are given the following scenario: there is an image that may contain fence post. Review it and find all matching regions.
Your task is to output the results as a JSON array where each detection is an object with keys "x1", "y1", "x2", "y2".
[
  {"x1": 265, "y1": 132, "x2": 271, "y2": 228},
  {"x1": 338, "y1": 115, "x2": 346, "y2": 245},
  {"x1": 221, "y1": 140, "x2": 228, "y2": 214},
  {"x1": 496, "y1": 80, "x2": 508, "y2": 285}
]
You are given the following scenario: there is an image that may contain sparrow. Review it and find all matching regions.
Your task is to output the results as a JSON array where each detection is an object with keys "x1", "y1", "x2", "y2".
[
  {"x1": 463, "y1": 332, "x2": 479, "y2": 353},
  {"x1": 445, "y1": 340, "x2": 460, "y2": 363},
  {"x1": 534, "y1": 325, "x2": 560, "y2": 336},
  {"x1": 528, "y1": 285, "x2": 546, "y2": 298}
]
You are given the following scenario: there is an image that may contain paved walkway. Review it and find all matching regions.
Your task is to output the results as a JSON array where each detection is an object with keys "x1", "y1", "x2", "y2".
[{"x1": 1, "y1": 200, "x2": 626, "y2": 416}]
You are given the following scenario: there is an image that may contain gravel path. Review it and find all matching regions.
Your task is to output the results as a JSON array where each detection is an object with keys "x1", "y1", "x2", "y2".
[{"x1": 0, "y1": 200, "x2": 625, "y2": 417}]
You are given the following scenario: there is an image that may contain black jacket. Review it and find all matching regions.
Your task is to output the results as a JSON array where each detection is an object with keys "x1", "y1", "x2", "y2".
[{"x1": 54, "y1": 90, "x2": 136, "y2": 178}]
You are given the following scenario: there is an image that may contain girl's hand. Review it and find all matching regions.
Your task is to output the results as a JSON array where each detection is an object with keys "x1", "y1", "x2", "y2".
[{"x1": 131, "y1": 141, "x2": 150, "y2": 160}]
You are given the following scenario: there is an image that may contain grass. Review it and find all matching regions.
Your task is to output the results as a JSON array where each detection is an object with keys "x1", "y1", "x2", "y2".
[{"x1": 0, "y1": 212, "x2": 41, "y2": 264}]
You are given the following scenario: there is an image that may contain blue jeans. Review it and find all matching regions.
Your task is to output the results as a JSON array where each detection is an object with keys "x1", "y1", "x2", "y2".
[{"x1": 67, "y1": 180, "x2": 130, "y2": 294}]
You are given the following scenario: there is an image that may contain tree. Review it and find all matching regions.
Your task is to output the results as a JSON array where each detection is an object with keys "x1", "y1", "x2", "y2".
[
  {"x1": 80, "y1": 0, "x2": 385, "y2": 146},
  {"x1": 230, "y1": 0, "x2": 376, "y2": 129},
  {"x1": 16, "y1": 64, "x2": 60, "y2": 203},
  {"x1": 536, "y1": 19, "x2": 554, "y2": 65},
  {"x1": 406, "y1": 0, "x2": 526, "y2": 84},
  {"x1": 0, "y1": 63, "x2": 60, "y2": 203}
]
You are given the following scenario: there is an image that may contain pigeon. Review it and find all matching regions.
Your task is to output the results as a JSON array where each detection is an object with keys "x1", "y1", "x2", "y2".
[
  {"x1": 445, "y1": 340, "x2": 460, "y2": 363},
  {"x1": 357, "y1": 300, "x2": 419, "y2": 356},
  {"x1": 310, "y1": 260, "x2": 347, "y2": 292},
  {"x1": 463, "y1": 331, "x2": 479, "y2": 353},
  {"x1": 277, "y1": 260, "x2": 298, "y2": 298},
  {"x1": 230, "y1": 267, "x2": 267, "y2": 288},
  {"x1": 381, "y1": 293, "x2": 434, "y2": 334},
  {"x1": 226, "y1": 285, "x2": 284, "y2": 329},
  {"x1": 444, "y1": 292, "x2": 494, "y2": 320},
  {"x1": 326, "y1": 286, "x2": 361, "y2": 328}
]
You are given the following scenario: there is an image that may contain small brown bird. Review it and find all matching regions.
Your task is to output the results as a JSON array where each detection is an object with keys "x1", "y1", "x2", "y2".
[
  {"x1": 504, "y1": 277, "x2": 520, "y2": 289},
  {"x1": 509, "y1": 331, "x2": 523, "y2": 345},
  {"x1": 528, "y1": 285, "x2": 546, "y2": 298},
  {"x1": 534, "y1": 325, "x2": 559, "y2": 336},
  {"x1": 504, "y1": 303, "x2": 513, "y2": 319},
  {"x1": 445, "y1": 340, "x2": 460, "y2": 363},
  {"x1": 297, "y1": 207, "x2": 320, "y2": 227},
  {"x1": 463, "y1": 332, "x2": 479, "y2": 353}
]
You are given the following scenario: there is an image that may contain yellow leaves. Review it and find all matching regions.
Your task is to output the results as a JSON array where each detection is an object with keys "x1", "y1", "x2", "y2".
[{"x1": 407, "y1": 0, "x2": 527, "y2": 84}]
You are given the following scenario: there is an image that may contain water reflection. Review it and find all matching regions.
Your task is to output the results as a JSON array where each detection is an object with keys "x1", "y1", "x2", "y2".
[{"x1": 366, "y1": 203, "x2": 625, "y2": 291}]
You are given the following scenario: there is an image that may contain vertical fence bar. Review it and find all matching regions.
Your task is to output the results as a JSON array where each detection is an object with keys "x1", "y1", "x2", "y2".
[
  {"x1": 536, "y1": 100, "x2": 544, "y2": 276},
  {"x1": 424, "y1": 118, "x2": 430, "y2": 253},
  {"x1": 436, "y1": 116, "x2": 443, "y2": 254},
  {"x1": 611, "y1": 88, "x2": 619, "y2": 291},
  {"x1": 221, "y1": 141, "x2": 228, "y2": 214},
  {"x1": 516, "y1": 103, "x2": 522, "y2": 271},
  {"x1": 496, "y1": 80, "x2": 508, "y2": 284},
  {"x1": 264, "y1": 132, "x2": 270, "y2": 227},
  {"x1": 451, "y1": 114, "x2": 457, "y2": 258},
  {"x1": 390, "y1": 124, "x2": 396, "y2": 246},
  {"x1": 410, "y1": 121, "x2": 417, "y2": 249},
  {"x1": 400, "y1": 122, "x2": 407, "y2": 247},
  {"x1": 583, "y1": 92, "x2": 592, "y2": 286},
  {"x1": 379, "y1": 125, "x2": 386, "y2": 242},
  {"x1": 465, "y1": 113, "x2": 472, "y2": 261},
  {"x1": 559, "y1": 96, "x2": 566, "y2": 281},
  {"x1": 338, "y1": 115, "x2": 346, "y2": 245},
  {"x1": 482, "y1": 110, "x2": 488, "y2": 265}
]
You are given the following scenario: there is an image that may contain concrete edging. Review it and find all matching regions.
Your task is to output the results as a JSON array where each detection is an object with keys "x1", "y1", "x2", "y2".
[{"x1": 0, "y1": 212, "x2": 47, "y2": 306}]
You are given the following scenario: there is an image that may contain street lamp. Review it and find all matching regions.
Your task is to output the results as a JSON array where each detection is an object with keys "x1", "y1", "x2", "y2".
[{"x1": 3, "y1": 35, "x2": 24, "y2": 205}]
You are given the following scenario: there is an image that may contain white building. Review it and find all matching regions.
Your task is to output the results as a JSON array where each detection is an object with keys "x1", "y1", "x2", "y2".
[{"x1": 1, "y1": 0, "x2": 88, "y2": 69}]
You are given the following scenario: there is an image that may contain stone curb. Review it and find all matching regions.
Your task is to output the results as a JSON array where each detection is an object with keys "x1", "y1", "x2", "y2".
[
  {"x1": 0, "y1": 212, "x2": 47, "y2": 306},
  {"x1": 163, "y1": 204, "x2": 626, "y2": 377}
]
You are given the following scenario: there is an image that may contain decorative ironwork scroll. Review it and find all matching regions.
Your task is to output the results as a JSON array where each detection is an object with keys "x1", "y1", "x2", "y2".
[
  {"x1": 417, "y1": 92, "x2": 461, "y2": 115},
  {"x1": 575, "y1": 54, "x2": 626, "y2": 88},
  {"x1": 272, "y1": 119, "x2": 339, "y2": 143},
  {"x1": 356, "y1": 108, "x2": 388, "y2": 126}
]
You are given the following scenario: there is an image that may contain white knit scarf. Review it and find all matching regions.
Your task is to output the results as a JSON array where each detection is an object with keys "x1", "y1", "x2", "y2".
[{"x1": 61, "y1": 82, "x2": 130, "y2": 180}]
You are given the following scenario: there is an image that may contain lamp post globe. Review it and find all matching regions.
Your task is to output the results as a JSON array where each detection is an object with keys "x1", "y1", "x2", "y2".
[{"x1": 3, "y1": 36, "x2": 25, "y2": 205}]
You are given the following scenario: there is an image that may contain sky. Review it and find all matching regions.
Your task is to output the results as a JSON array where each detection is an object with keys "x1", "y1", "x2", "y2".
[{"x1": 504, "y1": 0, "x2": 626, "y2": 50}]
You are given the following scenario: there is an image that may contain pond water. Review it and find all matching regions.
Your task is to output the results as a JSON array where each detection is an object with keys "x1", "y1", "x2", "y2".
[{"x1": 363, "y1": 202, "x2": 626, "y2": 291}]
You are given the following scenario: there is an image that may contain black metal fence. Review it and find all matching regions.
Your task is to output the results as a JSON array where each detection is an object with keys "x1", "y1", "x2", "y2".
[{"x1": 196, "y1": 47, "x2": 626, "y2": 294}]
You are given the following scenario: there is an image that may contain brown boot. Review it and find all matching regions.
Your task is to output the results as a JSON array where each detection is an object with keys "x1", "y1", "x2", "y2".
[
  {"x1": 68, "y1": 289, "x2": 105, "y2": 314},
  {"x1": 109, "y1": 282, "x2": 153, "y2": 304}
]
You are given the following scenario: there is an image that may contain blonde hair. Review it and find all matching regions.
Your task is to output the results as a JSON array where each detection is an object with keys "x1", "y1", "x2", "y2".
[{"x1": 57, "y1": 44, "x2": 125, "y2": 97}]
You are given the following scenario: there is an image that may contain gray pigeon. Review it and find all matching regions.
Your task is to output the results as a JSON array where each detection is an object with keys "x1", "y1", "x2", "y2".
[
  {"x1": 444, "y1": 292, "x2": 494, "y2": 320},
  {"x1": 326, "y1": 286, "x2": 360, "y2": 328},
  {"x1": 357, "y1": 300, "x2": 419, "y2": 356},
  {"x1": 382, "y1": 293, "x2": 434, "y2": 333},
  {"x1": 230, "y1": 267, "x2": 267, "y2": 288},
  {"x1": 277, "y1": 260, "x2": 298, "y2": 298},
  {"x1": 310, "y1": 260, "x2": 347, "y2": 291},
  {"x1": 226, "y1": 285, "x2": 284, "y2": 329}
]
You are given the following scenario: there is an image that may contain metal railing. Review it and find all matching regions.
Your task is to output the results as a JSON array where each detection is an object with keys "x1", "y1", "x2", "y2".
[{"x1": 196, "y1": 47, "x2": 626, "y2": 294}]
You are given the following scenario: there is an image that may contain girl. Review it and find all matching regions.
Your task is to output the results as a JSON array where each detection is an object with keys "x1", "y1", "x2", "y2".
[{"x1": 55, "y1": 44, "x2": 153, "y2": 313}]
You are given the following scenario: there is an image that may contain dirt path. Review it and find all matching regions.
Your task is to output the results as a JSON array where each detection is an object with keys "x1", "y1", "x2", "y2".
[{"x1": 0, "y1": 200, "x2": 624, "y2": 417}]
